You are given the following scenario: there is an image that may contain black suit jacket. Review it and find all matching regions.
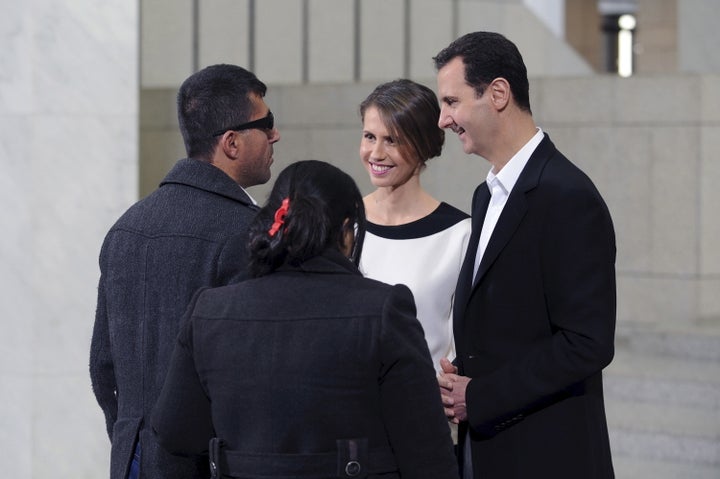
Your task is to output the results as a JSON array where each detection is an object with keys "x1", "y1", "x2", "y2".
[
  {"x1": 151, "y1": 250, "x2": 459, "y2": 479},
  {"x1": 454, "y1": 135, "x2": 616, "y2": 478}
]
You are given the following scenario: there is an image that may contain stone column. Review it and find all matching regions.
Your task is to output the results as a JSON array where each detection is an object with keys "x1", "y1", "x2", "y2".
[{"x1": 0, "y1": 1, "x2": 138, "y2": 476}]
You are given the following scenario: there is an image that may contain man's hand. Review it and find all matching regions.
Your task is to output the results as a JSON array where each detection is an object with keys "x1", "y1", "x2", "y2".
[{"x1": 437, "y1": 358, "x2": 470, "y2": 424}]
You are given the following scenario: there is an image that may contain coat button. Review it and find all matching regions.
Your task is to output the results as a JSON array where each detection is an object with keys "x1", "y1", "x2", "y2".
[{"x1": 345, "y1": 460, "x2": 361, "y2": 476}]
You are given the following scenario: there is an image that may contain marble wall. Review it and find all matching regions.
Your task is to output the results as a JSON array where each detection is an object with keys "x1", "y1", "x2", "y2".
[{"x1": 0, "y1": 1, "x2": 138, "y2": 477}]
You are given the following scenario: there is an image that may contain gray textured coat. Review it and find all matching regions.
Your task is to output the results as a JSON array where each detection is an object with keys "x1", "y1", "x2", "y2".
[{"x1": 90, "y1": 158, "x2": 259, "y2": 479}]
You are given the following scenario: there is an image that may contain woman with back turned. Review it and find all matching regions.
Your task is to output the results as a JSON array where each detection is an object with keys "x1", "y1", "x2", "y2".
[{"x1": 151, "y1": 160, "x2": 459, "y2": 479}]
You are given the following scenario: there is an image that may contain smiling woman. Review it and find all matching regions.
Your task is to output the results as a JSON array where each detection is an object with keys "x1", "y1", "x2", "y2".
[{"x1": 357, "y1": 79, "x2": 471, "y2": 375}]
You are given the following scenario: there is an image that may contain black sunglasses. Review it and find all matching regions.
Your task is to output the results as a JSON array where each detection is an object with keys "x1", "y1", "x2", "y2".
[{"x1": 212, "y1": 111, "x2": 274, "y2": 137}]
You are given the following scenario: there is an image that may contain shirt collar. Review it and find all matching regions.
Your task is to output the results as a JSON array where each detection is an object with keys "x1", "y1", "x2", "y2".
[
  {"x1": 241, "y1": 187, "x2": 258, "y2": 205},
  {"x1": 486, "y1": 128, "x2": 544, "y2": 195}
]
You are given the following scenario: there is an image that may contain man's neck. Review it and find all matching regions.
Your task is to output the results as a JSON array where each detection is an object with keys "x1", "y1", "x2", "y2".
[{"x1": 489, "y1": 115, "x2": 537, "y2": 173}]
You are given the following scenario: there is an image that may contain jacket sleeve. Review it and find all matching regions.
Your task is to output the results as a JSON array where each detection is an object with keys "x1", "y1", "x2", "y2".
[
  {"x1": 378, "y1": 284, "x2": 459, "y2": 479},
  {"x1": 150, "y1": 289, "x2": 215, "y2": 456},
  {"x1": 466, "y1": 180, "x2": 616, "y2": 434},
  {"x1": 89, "y1": 242, "x2": 117, "y2": 439}
]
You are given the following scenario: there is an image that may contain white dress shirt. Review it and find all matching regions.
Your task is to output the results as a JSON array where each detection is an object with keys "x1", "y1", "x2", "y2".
[{"x1": 472, "y1": 128, "x2": 544, "y2": 282}]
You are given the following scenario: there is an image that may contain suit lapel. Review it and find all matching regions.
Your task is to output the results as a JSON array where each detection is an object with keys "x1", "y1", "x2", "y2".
[
  {"x1": 453, "y1": 184, "x2": 490, "y2": 336},
  {"x1": 453, "y1": 135, "x2": 558, "y2": 350},
  {"x1": 471, "y1": 135, "x2": 556, "y2": 292},
  {"x1": 473, "y1": 192, "x2": 528, "y2": 287}
]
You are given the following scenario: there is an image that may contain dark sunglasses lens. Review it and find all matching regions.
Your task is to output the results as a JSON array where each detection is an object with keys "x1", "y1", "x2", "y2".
[
  {"x1": 212, "y1": 111, "x2": 274, "y2": 136},
  {"x1": 264, "y1": 112, "x2": 274, "y2": 130}
]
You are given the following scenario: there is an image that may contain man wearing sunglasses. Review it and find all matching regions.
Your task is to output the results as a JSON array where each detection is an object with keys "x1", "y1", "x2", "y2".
[{"x1": 90, "y1": 64, "x2": 280, "y2": 479}]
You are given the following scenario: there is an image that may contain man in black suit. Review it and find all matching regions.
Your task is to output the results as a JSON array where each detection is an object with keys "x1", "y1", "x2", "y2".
[
  {"x1": 435, "y1": 32, "x2": 616, "y2": 478},
  {"x1": 90, "y1": 64, "x2": 280, "y2": 479}
]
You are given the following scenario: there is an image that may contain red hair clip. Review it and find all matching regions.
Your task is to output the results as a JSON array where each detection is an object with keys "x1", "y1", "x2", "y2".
[{"x1": 268, "y1": 197, "x2": 290, "y2": 237}]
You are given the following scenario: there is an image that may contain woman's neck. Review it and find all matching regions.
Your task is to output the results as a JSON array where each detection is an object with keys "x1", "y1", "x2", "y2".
[{"x1": 364, "y1": 182, "x2": 439, "y2": 226}]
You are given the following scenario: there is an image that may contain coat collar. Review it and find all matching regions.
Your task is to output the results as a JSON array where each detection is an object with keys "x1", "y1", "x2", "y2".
[
  {"x1": 161, "y1": 158, "x2": 257, "y2": 207},
  {"x1": 277, "y1": 249, "x2": 362, "y2": 276}
]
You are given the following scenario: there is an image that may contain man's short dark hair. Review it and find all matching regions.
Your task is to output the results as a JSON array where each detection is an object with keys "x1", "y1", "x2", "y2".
[
  {"x1": 434, "y1": 31, "x2": 531, "y2": 113},
  {"x1": 177, "y1": 64, "x2": 267, "y2": 160}
]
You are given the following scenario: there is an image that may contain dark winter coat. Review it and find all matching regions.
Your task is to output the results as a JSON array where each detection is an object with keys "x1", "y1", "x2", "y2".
[
  {"x1": 151, "y1": 250, "x2": 459, "y2": 479},
  {"x1": 90, "y1": 158, "x2": 258, "y2": 479}
]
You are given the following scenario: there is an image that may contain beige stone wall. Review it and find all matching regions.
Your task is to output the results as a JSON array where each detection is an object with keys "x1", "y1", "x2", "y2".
[
  {"x1": 141, "y1": 72, "x2": 720, "y2": 325},
  {"x1": 140, "y1": 0, "x2": 592, "y2": 88},
  {"x1": 533, "y1": 74, "x2": 720, "y2": 324},
  {"x1": 139, "y1": 0, "x2": 720, "y2": 326}
]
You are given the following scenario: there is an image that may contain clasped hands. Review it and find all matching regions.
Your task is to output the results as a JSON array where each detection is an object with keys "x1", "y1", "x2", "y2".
[{"x1": 437, "y1": 357, "x2": 470, "y2": 424}]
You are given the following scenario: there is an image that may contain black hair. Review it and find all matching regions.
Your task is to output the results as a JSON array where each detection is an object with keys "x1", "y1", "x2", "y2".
[
  {"x1": 177, "y1": 64, "x2": 268, "y2": 161},
  {"x1": 433, "y1": 31, "x2": 531, "y2": 113},
  {"x1": 247, "y1": 160, "x2": 366, "y2": 277},
  {"x1": 359, "y1": 79, "x2": 444, "y2": 167}
]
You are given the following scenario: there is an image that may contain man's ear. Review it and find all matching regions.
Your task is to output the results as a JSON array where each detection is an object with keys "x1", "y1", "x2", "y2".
[
  {"x1": 218, "y1": 130, "x2": 243, "y2": 160},
  {"x1": 489, "y1": 77, "x2": 511, "y2": 111}
]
